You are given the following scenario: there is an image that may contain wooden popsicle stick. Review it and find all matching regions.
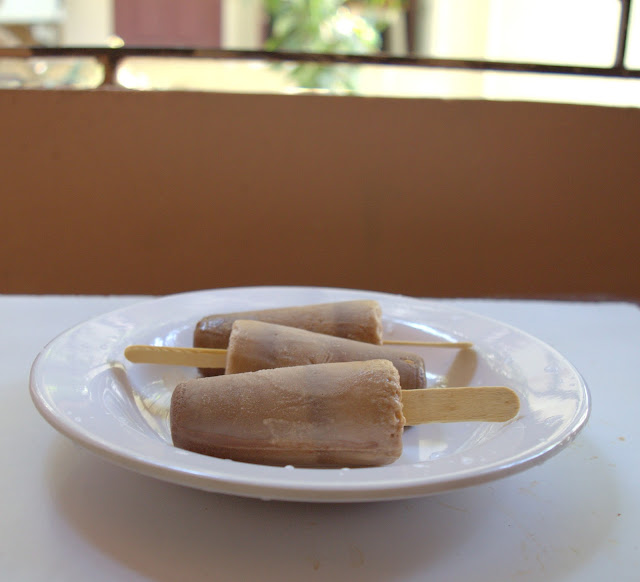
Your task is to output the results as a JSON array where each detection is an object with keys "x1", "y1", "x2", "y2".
[
  {"x1": 125, "y1": 345, "x2": 227, "y2": 368},
  {"x1": 384, "y1": 339, "x2": 472, "y2": 349},
  {"x1": 124, "y1": 340, "x2": 471, "y2": 369},
  {"x1": 402, "y1": 386, "x2": 519, "y2": 425}
]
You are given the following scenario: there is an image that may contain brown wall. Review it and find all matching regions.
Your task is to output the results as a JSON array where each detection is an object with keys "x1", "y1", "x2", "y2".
[{"x1": 1, "y1": 89, "x2": 639, "y2": 299}]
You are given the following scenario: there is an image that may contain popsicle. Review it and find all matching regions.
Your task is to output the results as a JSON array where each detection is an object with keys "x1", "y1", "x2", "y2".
[
  {"x1": 226, "y1": 319, "x2": 427, "y2": 390},
  {"x1": 192, "y1": 300, "x2": 470, "y2": 376},
  {"x1": 170, "y1": 359, "x2": 406, "y2": 467},
  {"x1": 127, "y1": 319, "x2": 427, "y2": 390},
  {"x1": 195, "y1": 300, "x2": 384, "y2": 350},
  {"x1": 170, "y1": 359, "x2": 520, "y2": 468}
]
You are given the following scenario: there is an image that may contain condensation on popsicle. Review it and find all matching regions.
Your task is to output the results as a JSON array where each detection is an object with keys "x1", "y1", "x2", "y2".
[{"x1": 170, "y1": 359, "x2": 405, "y2": 468}]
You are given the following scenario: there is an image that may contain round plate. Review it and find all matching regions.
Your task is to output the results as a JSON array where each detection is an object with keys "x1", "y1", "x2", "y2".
[{"x1": 30, "y1": 286, "x2": 590, "y2": 502}]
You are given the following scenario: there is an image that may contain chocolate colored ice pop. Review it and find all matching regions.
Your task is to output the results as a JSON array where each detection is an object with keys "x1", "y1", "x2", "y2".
[
  {"x1": 226, "y1": 319, "x2": 427, "y2": 390},
  {"x1": 195, "y1": 300, "x2": 383, "y2": 349},
  {"x1": 169, "y1": 359, "x2": 520, "y2": 468},
  {"x1": 192, "y1": 300, "x2": 471, "y2": 376},
  {"x1": 194, "y1": 300, "x2": 383, "y2": 375},
  {"x1": 170, "y1": 359, "x2": 405, "y2": 467},
  {"x1": 126, "y1": 319, "x2": 427, "y2": 390}
]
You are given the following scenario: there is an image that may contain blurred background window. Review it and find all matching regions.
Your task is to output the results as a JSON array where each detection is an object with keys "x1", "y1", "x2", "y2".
[{"x1": 0, "y1": 0, "x2": 638, "y2": 106}]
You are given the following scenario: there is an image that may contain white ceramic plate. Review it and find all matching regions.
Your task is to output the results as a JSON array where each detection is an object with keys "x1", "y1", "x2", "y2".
[{"x1": 30, "y1": 286, "x2": 590, "y2": 502}]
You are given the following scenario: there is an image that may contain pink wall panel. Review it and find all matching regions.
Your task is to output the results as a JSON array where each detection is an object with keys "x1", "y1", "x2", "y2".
[{"x1": 115, "y1": 0, "x2": 221, "y2": 46}]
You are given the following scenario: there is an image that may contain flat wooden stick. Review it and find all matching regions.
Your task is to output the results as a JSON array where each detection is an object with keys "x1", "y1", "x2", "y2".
[
  {"x1": 384, "y1": 339, "x2": 472, "y2": 348},
  {"x1": 125, "y1": 345, "x2": 227, "y2": 368},
  {"x1": 402, "y1": 386, "x2": 519, "y2": 425},
  {"x1": 125, "y1": 340, "x2": 471, "y2": 369}
]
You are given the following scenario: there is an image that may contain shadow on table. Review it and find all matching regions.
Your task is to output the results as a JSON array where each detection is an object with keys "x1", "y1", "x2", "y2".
[{"x1": 46, "y1": 433, "x2": 617, "y2": 582}]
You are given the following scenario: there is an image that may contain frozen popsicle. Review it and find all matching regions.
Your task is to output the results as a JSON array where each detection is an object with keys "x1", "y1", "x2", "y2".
[
  {"x1": 126, "y1": 319, "x2": 427, "y2": 390},
  {"x1": 194, "y1": 299, "x2": 383, "y2": 363},
  {"x1": 196, "y1": 299, "x2": 383, "y2": 345},
  {"x1": 194, "y1": 300, "x2": 471, "y2": 348},
  {"x1": 169, "y1": 359, "x2": 521, "y2": 468},
  {"x1": 170, "y1": 359, "x2": 405, "y2": 467},
  {"x1": 225, "y1": 319, "x2": 427, "y2": 390}
]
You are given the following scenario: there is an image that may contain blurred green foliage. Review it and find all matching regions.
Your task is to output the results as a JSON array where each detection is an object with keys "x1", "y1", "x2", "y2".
[{"x1": 263, "y1": 0, "x2": 405, "y2": 91}]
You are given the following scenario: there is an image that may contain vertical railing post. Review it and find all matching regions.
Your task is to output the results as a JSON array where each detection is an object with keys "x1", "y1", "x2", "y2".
[
  {"x1": 614, "y1": 0, "x2": 632, "y2": 69},
  {"x1": 98, "y1": 52, "x2": 120, "y2": 88}
]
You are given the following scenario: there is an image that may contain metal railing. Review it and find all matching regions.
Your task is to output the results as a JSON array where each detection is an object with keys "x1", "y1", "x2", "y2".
[{"x1": 0, "y1": 0, "x2": 637, "y2": 87}]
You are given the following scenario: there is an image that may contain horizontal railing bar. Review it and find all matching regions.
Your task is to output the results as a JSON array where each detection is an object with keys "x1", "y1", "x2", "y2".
[{"x1": 1, "y1": 47, "x2": 639, "y2": 80}]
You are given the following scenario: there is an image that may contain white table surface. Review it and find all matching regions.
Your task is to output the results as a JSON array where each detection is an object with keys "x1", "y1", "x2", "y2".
[{"x1": 2, "y1": 295, "x2": 638, "y2": 581}]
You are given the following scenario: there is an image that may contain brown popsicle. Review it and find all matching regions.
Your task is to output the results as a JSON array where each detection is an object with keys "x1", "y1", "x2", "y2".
[
  {"x1": 194, "y1": 300, "x2": 383, "y2": 375},
  {"x1": 195, "y1": 300, "x2": 383, "y2": 347},
  {"x1": 225, "y1": 319, "x2": 427, "y2": 390},
  {"x1": 170, "y1": 359, "x2": 405, "y2": 468}
]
